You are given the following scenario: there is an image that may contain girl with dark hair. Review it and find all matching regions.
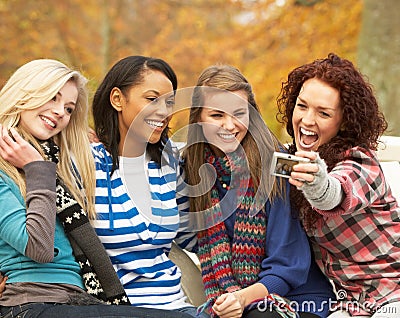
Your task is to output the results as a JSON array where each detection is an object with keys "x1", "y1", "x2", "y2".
[
  {"x1": 277, "y1": 53, "x2": 400, "y2": 317},
  {"x1": 0, "y1": 58, "x2": 192, "y2": 318},
  {"x1": 90, "y1": 56, "x2": 204, "y2": 317},
  {"x1": 183, "y1": 65, "x2": 334, "y2": 318}
]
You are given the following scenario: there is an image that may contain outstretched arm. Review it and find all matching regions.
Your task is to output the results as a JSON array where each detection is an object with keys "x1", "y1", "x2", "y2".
[{"x1": 290, "y1": 151, "x2": 344, "y2": 210}]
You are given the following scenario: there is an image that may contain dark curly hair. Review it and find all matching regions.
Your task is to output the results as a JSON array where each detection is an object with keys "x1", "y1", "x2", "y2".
[{"x1": 276, "y1": 53, "x2": 388, "y2": 230}]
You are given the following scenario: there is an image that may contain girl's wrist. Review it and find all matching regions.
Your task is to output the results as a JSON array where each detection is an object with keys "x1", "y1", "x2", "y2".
[
  {"x1": 233, "y1": 290, "x2": 246, "y2": 310},
  {"x1": 234, "y1": 283, "x2": 269, "y2": 308}
]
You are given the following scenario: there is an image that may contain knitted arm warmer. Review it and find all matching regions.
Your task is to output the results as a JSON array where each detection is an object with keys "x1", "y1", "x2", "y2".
[
  {"x1": 24, "y1": 161, "x2": 57, "y2": 263},
  {"x1": 299, "y1": 153, "x2": 344, "y2": 210}
]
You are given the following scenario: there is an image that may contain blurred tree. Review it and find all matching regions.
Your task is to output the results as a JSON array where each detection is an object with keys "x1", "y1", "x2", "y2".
[
  {"x1": 153, "y1": 0, "x2": 363, "y2": 140},
  {"x1": 0, "y1": 0, "x2": 366, "y2": 139},
  {"x1": 358, "y1": 0, "x2": 400, "y2": 136}
]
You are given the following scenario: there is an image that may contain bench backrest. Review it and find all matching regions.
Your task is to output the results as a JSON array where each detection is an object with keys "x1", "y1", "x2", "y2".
[{"x1": 377, "y1": 136, "x2": 400, "y2": 201}]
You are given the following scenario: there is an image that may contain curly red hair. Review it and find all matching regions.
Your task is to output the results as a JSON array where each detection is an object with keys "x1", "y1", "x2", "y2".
[{"x1": 276, "y1": 53, "x2": 388, "y2": 230}]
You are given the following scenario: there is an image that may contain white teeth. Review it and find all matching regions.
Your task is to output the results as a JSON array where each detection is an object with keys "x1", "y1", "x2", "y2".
[
  {"x1": 145, "y1": 120, "x2": 163, "y2": 128},
  {"x1": 300, "y1": 127, "x2": 316, "y2": 135},
  {"x1": 40, "y1": 116, "x2": 55, "y2": 128},
  {"x1": 218, "y1": 133, "x2": 235, "y2": 140}
]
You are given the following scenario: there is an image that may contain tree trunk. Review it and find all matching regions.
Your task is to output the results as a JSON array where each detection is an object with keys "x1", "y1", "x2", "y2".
[{"x1": 358, "y1": 0, "x2": 400, "y2": 136}]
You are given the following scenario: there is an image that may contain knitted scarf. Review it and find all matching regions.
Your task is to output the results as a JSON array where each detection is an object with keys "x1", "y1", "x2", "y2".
[
  {"x1": 40, "y1": 140, "x2": 130, "y2": 305},
  {"x1": 197, "y1": 147, "x2": 267, "y2": 305}
]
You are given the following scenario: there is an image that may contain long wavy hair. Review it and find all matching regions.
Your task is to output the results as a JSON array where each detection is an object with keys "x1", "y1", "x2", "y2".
[
  {"x1": 276, "y1": 53, "x2": 388, "y2": 229},
  {"x1": 0, "y1": 59, "x2": 96, "y2": 218},
  {"x1": 92, "y1": 55, "x2": 177, "y2": 174},
  {"x1": 183, "y1": 64, "x2": 284, "y2": 214}
]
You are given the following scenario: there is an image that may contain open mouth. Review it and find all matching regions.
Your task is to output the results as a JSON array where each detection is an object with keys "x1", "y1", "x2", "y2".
[
  {"x1": 40, "y1": 115, "x2": 56, "y2": 128},
  {"x1": 299, "y1": 127, "x2": 318, "y2": 150}
]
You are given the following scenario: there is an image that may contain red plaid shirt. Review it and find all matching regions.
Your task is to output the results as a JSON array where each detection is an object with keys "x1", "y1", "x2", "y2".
[{"x1": 307, "y1": 147, "x2": 400, "y2": 316}]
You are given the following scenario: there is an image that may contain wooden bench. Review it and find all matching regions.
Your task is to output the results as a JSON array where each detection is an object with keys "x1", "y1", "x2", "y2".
[
  {"x1": 378, "y1": 135, "x2": 400, "y2": 200},
  {"x1": 169, "y1": 243, "x2": 206, "y2": 306}
]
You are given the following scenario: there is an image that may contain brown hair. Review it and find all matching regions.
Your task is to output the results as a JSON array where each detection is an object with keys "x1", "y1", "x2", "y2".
[{"x1": 183, "y1": 64, "x2": 284, "y2": 214}]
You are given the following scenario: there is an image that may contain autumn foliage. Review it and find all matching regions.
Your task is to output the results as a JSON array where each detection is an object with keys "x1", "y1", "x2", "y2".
[{"x1": 0, "y1": 0, "x2": 362, "y2": 139}]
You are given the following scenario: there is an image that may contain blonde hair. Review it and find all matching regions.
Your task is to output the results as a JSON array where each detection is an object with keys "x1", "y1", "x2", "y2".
[
  {"x1": 183, "y1": 64, "x2": 285, "y2": 213},
  {"x1": 0, "y1": 59, "x2": 96, "y2": 218}
]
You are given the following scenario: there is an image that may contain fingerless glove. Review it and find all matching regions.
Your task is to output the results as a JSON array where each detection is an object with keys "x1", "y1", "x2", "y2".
[{"x1": 299, "y1": 153, "x2": 343, "y2": 210}]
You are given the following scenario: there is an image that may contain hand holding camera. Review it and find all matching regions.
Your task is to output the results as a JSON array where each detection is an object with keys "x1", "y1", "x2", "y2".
[{"x1": 270, "y1": 152, "x2": 310, "y2": 178}]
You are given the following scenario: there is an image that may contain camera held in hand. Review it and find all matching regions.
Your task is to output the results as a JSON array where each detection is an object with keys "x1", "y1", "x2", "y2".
[{"x1": 270, "y1": 152, "x2": 310, "y2": 178}]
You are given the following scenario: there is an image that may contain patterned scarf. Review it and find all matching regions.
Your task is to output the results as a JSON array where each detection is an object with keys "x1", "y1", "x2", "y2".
[
  {"x1": 40, "y1": 140, "x2": 130, "y2": 305},
  {"x1": 197, "y1": 147, "x2": 267, "y2": 305}
]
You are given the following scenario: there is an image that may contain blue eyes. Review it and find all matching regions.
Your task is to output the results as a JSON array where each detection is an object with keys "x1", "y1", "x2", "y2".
[
  {"x1": 50, "y1": 96, "x2": 75, "y2": 115},
  {"x1": 65, "y1": 107, "x2": 74, "y2": 114},
  {"x1": 165, "y1": 99, "x2": 175, "y2": 107}
]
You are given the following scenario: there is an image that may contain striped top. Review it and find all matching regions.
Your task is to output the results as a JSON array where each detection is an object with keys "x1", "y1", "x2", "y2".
[{"x1": 90, "y1": 142, "x2": 194, "y2": 310}]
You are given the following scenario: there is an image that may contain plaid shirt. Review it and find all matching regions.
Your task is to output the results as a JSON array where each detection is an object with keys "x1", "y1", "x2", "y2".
[{"x1": 308, "y1": 147, "x2": 400, "y2": 316}]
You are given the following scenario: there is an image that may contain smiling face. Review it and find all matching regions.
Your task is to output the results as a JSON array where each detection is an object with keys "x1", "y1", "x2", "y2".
[
  {"x1": 19, "y1": 80, "x2": 78, "y2": 140},
  {"x1": 115, "y1": 69, "x2": 174, "y2": 156},
  {"x1": 292, "y1": 78, "x2": 343, "y2": 152},
  {"x1": 199, "y1": 90, "x2": 249, "y2": 156}
]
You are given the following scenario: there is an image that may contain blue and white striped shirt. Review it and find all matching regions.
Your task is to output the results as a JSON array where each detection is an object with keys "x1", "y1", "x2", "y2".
[{"x1": 90, "y1": 142, "x2": 194, "y2": 310}]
